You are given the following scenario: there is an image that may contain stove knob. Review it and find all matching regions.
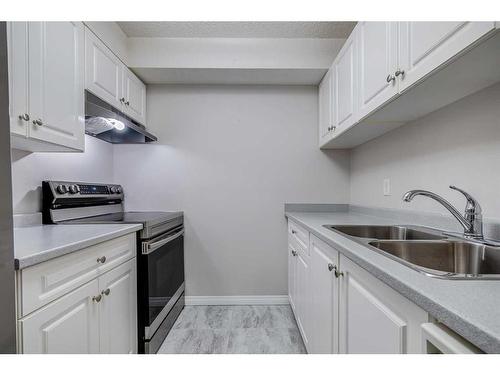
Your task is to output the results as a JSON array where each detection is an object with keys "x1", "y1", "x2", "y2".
[
  {"x1": 68, "y1": 185, "x2": 80, "y2": 194},
  {"x1": 56, "y1": 184, "x2": 68, "y2": 194}
]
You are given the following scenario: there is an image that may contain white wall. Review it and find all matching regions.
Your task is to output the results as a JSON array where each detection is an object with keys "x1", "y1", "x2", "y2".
[
  {"x1": 350, "y1": 82, "x2": 500, "y2": 221},
  {"x1": 113, "y1": 85, "x2": 350, "y2": 296},
  {"x1": 11, "y1": 135, "x2": 114, "y2": 214}
]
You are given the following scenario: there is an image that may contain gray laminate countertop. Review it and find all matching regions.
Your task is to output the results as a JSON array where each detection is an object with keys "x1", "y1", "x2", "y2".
[
  {"x1": 14, "y1": 223, "x2": 143, "y2": 270},
  {"x1": 285, "y1": 210, "x2": 500, "y2": 353}
]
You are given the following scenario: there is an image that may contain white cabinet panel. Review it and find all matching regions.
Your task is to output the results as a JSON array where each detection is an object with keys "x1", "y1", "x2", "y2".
[
  {"x1": 20, "y1": 279, "x2": 100, "y2": 354},
  {"x1": 288, "y1": 243, "x2": 297, "y2": 312},
  {"x1": 122, "y1": 67, "x2": 146, "y2": 124},
  {"x1": 310, "y1": 235, "x2": 339, "y2": 354},
  {"x1": 334, "y1": 33, "x2": 357, "y2": 131},
  {"x1": 85, "y1": 29, "x2": 123, "y2": 108},
  {"x1": 318, "y1": 69, "x2": 334, "y2": 143},
  {"x1": 295, "y1": 251, "x2": 311, "y2": 350},
  {"x1": 357, "y1": 22, "x2": 399, "y2": 119},
  {"x1": 338, "y1": 255, "x2": 427, "y2": 354},
  {"x1": 398, "y1": 22, "x2": 495, "y2": 91},
  {"x1": 98, "y1": 259, "x2": 137, "y2": 354},
  {"x1": 7, "y1": 22, "x2": 29, "y2": 137},
  {"x1": 28, "y1": 22, "x2": 84, "y2": 151}
]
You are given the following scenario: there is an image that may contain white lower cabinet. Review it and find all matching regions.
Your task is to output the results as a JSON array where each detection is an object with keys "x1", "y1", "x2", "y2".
[
  {"x1": 338, "y1": 255, "x2": 427, "y2": 353},
  {"x1": 288, "y1": 221, "x2": 429, "y2": 354},
  {"x1": 17, "y1": 234, "x2": 137, "y2": 354},
  {"x1": 19, "y1": 279, "x2": 100, "y2": 354},
  {"x1": 310, "y1": 235, "x2": 339, "y2": 354},
  {"x1": 98, "y1": 259, "x2": 137, "y2": 354}
]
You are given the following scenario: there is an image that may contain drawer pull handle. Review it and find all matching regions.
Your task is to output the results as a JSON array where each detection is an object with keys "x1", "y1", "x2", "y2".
[
  {"x1": 92, "y1": 295, "x2": 102, "y2": 303},
  {"x1": 33, "y1": 118, "x2": 43, "y2": 126},
  {"x1": 328, "y1": 263, "x2": 335, "y2": 272},
  {"x1": 291, "y1": 230, "x2": 297, "y2": 235},
  {"x1": 291, "y1": 250, "x2": 298, "y2": 257},
  {"x1": 102, "y1": 288, "x2": 111, "y2": 296},
  {"x1": 97, "y1": 256, "x2": 107, "y2": 264},
  {"x1": 395, "y1": 69, "x2": 405, "y2": 77},
  {"x1": 334, "y1": 269, "x2": 344, "y2": 278}
]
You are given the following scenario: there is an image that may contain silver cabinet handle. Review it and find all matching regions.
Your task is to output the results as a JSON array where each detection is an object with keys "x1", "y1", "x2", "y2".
[
  {"x1": 334, "y1": 268, "x2": 344, "y2": 278},
  {"x1": 120, "y1": 97, "x2": 125, "y2": 103},
  {"x1": 125, "y1": 101, "x2": 130, "y2": 106},
  {"x1": 32, "y1": 119, "x2": 43, "y2": 126},
  {"x1": 102, "y1": 288, "x2": 111, "y2": 296},
  {"x1": 97, "y1": 256, "x2": 106, "y2": 264},
  {"x1": 291, "y1": 230, "x2": 297, "y2": 234},
  {"x1": 328, "y1": 263, "x2": 335, "y2": 272},
  {"x1": 92, "y1": 295, "x2": 102, "y2": 303},
  {"x1": 291, "y1": 250, "x2": 297, "y2": 257},
  {"x1": 327, "y1": 126, "x2": 332, "y2": 131},
  {"x1": 395, "y1": 69, "x2": 405, "y2": 77},
  {"x1": 332, "y1": 126, "x2": 337, "y2": 132},
  {"x1": 386, "y1": 74, "x2": 396, "y2": 83},
  {"x1": 18, "y1": 113, "x2": 30, "y2": 121}
]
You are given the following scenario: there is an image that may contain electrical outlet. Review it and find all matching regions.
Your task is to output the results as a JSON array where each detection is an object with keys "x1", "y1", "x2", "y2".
[{"x1": 383, "y1": 178, "x2": 391, "y2": 196}]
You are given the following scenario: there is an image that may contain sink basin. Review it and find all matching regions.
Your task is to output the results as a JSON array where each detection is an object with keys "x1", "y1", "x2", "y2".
[
  {"x1": 369, "y1": 240, "x2": 500, "y2": 279},
  {"x1": 325, "y1": 225, "x2": 445, "y2": 240}
]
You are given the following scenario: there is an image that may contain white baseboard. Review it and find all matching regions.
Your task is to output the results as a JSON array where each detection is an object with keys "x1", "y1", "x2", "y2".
[{"x1": 185, "y1": 295, "x2": 289, "y2": 306}]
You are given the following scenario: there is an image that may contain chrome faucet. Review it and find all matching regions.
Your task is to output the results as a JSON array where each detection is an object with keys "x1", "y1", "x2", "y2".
[{"x1": 402, "y1": 186, "x2": 483, "y2": 240}]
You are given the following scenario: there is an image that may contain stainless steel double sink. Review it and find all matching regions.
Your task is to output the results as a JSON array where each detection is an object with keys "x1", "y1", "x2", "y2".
[{"x1": 324, "y1": 225, "x2": 500, "y2": 279}]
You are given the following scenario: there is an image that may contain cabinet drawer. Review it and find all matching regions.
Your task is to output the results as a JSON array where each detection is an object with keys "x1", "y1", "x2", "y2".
[
  {"x1": 288, "y1": 220, "x2": 309, "y2": 255},
  {"x1": 19, "y1": 233, "x2": 136, "y2": 317}
]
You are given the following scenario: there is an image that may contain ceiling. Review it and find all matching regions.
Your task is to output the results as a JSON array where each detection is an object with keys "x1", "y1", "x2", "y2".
[{"x1": 117, "y1": 22, "x2": 356, "y2": 39}]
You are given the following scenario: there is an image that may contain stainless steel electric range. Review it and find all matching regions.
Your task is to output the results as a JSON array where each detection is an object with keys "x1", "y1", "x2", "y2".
[{"x1": 42, "y1": 180, "x2": 185, "y2": 354}]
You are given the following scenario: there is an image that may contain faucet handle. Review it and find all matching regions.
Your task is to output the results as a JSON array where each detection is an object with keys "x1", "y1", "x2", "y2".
[{"x1": 449, "y1": 185, "x2": 482, "y2": 214}]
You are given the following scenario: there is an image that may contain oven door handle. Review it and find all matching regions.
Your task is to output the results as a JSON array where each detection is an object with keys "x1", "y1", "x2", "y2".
[{"x1": 143, "y1": 229, "x2": 184, "y2": 255}]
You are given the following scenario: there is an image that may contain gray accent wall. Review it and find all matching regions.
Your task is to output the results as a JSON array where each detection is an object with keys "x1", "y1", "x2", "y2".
[
  {"x1": 0, "y1": 21, "x2": 16, "y2": 354},
  {"x1": 113, "y1": 85, "x2": 350, "y2": 296},
  {"x1": 350, "y1": 82, "x2": 500, "y2": 222}
]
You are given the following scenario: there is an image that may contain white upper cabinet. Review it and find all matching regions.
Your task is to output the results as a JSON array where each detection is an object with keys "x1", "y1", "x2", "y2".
[
  {"x1": 318, "y1": 69, "x2": 333, "y2": 143},
  {"x1": 320, "y1": 21, "x2": 498, "y2": 149},
  {"x1": 334, "y1": 31, "x2": 357, "y2": 131},
  {"x1": 357, "y1": 22, "x2": 399, "y2": 119},
  {"x1": 84, "y1": 27, "x2": 147, "y2": 125},
  {"x1": 122, "y1": 67, "x2": 147, "y2": 125},
  {"x1": 7, "y1": 22, "x2": 29, "y2": 138},
  {"x1": 8, "y1": 22, "x2": 85, "y2": 152},
  {"x1": 85, "y1": 28, "x2": 123, "y2": 109},
  {"x1": 398, "y1": 22, "x2": 495, "y2": 91}
]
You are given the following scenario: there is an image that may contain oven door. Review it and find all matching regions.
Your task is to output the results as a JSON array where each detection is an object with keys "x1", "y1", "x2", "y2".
[{"x1": 140, "y1": 225, "x2": 185, "y2": 343}]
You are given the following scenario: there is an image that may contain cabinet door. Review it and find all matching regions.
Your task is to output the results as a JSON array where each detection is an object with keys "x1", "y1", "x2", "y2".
[
  {"x1": 122, "y1": 67, "x2": 147, "y2": 125},
  {"x1": 338, "y1": 255, "x2": 427, "y2": 353},
  {"x1": 7, "y1": 22, "x2": 29, "y2": 137},
  {"x1": 334, "y1": 32, "x2": 357, "y2": 131},
  {"x1": 398, "y1": 22, "x2": 495, "y2": 91},
  {"x1": 98, "y1": 259, "x2": 137, "y2": 354},
  {"x1": 357, "y1": 22, "x2": 399, "y2": 119},
  {"x1": 310, "y1": 236, "x2": 339, "y2": 354},
  {"x1": 318, "y1": 69, "x2": 333, "y2": 143},
  {"x1": 295, "y1": 251, "x2": 311, "y2": 350},
  {"x1": 28, "y1": 22, "x2": 85, "y2": 151},
  {"x1": 85, "y1": 27, "x2": 123, "y2": 109},
  {"x1": 288, "y1": 243, "x2": 297, "y2": 312},
  {"x1": 19, "y1": 279, "x2": 100, "y2": 354}
]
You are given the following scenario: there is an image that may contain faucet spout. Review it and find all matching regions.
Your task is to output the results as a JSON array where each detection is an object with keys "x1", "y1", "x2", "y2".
[{"x1": 402, "y1": 187, "x2": 483, "y2": 239}]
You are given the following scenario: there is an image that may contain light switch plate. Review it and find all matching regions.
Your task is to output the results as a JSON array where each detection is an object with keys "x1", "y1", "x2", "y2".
[{"x1": 383, "y1": 178, "x2": 391, "y2": 196}]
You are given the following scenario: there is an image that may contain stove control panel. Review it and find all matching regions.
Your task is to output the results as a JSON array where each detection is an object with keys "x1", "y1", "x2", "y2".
[{"x1": 44, "y1": 181, "x2": 123, "y2": 198}]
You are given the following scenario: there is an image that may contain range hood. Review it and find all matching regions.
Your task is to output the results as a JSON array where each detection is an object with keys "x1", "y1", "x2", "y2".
[{"x1": 85, "y1": 91, "x2": 157, "y2": 144}]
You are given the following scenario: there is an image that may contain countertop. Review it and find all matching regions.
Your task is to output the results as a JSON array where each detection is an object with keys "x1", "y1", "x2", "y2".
[
  {"x1": 285, "y1": 210, "x2": 500, "y2": 353},
  {"x1": 14, "y1": 223, "x2": 143, "y2": 270}
]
